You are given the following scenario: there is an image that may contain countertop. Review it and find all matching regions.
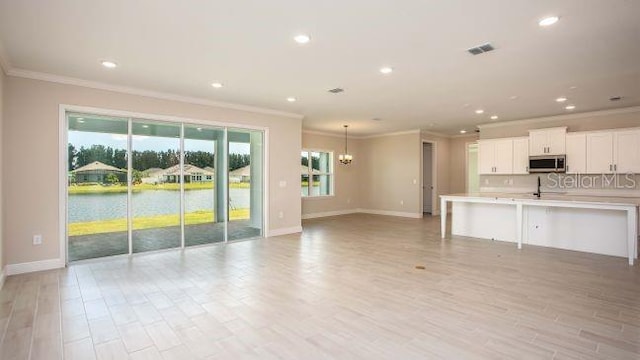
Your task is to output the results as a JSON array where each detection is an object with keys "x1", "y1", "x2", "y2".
[{"x1": 442, "y1": 192, "x2": 640, "y2": 207}]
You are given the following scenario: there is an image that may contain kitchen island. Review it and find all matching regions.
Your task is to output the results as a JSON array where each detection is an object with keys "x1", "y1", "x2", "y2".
[{"x1": 440, "y1": 193, "x2": 639, "y2": 265}]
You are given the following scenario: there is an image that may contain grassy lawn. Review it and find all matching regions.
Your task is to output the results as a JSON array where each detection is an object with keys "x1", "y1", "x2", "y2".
[
  {"x1": 69, "y1": 182, "x2": 250, "y2": 194},
  {"x1": 69, "y1": 209, "x2": 250, "y2": 236}
]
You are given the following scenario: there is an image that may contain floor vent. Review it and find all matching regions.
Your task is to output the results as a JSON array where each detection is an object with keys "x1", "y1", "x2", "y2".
[{"x1": 467, "y1": 43, "x2": 495, "y2": 55}]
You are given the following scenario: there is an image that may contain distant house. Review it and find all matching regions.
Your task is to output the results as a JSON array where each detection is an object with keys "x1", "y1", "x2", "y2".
[
  {"x1": 71, "y1": 161, "x2": 127, "y2": 184},
  {"x1": 229, "y1": 165, "x2": 251, "y2": 183},
  {"x1": 160, "y1": 164, "x2": 215, "y2": 183}
]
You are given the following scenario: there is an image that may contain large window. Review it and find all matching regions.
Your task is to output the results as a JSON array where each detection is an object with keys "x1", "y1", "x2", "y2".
[
  {"x1": 67, "y1": 112, "x2": 264, "y2": 262},
  {"x1": 301, "y1": 150, "x2": 333, "y2": 197}
]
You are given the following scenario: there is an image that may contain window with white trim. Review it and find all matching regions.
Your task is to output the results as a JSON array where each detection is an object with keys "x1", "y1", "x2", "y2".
[{"x1": 301, "y1": 150, "x2": 333, "y2": 197}]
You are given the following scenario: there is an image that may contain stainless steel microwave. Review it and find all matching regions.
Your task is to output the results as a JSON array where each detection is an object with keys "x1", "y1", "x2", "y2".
[{"x1": 528, "y1": 155, "x2": 566, "y2": 173}]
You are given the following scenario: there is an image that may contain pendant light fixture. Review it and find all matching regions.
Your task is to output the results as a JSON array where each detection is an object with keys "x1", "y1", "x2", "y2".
[{"x1": 338, "y1": 125, "x2": 353, "y2": 165}]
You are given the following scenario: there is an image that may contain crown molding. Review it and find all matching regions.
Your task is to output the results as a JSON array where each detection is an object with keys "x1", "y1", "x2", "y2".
[
  {"x1": 0, "y1": 40, "x2": 11, "y2": 75},
  {"x1": 6, "y1": 68, "x2": 305, "y2": 120},
  {"x1": 302, "y1": 130, "x2": 346, "y2": 138},
  {"x1": 477, "y1": 106, "x2": 640, "y2": 130},
  {"x1": 420, "y1": 129, "x2": 454, "y2": 138},
  {"x1": 450, "y1": 132, "x2": 480, "y2": 139},
  {"x1": 361, "y1": 129, "x2": 422, "y2": 139}
]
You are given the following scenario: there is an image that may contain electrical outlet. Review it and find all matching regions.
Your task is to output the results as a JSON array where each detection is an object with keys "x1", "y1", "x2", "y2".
[
  {"x1": 400, "y1": 200, "x2": 404, "y2": 206},
  {"x1": 33, "y1": 234, "x2": 42, "y2": 245},
  {"x1": 412, "y1": 179, "x2": 417, "y2": 185},
  {"x1": 347, "y1": 198, "x2": 351, "y2": 204},
  {"x1": 508, "y1": 178, "x2": 514, "y2": 185},
  {"x1": 278, "y1": 211, "x2": 284, "y2": 219},
  {"x1": 279, "y1": 180, "x2": 287, "y2": 188}
]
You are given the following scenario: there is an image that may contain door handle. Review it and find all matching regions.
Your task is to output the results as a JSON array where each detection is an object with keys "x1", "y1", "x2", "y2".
[
  {"x1": 609, "y1": 164, "x2": 613, "y2": 171},
  {"x1": 614, "y1": 164, "x2": 617, "y2": 172}
]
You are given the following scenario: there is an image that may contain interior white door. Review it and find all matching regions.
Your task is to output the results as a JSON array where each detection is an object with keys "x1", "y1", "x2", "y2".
[
  {"x1": 586, "y1": 132, "x2": 614, "y2": 173},
  {"x1": 423, "y1": 143, "x2": 433, "y2": 213}
]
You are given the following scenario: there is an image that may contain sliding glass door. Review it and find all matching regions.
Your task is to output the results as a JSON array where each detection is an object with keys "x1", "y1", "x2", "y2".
[
  {"x1": 228, "y1": 129, "x2": 263, "y2": 241},
  {"x1": 131, "y1": 120, "x2": 182, "y2": 253},
  {"x1": 184, "y1": 125, "x2": 226, "y2": 246},
  {"x1": 66, "y1": 112, "x2": 264, "y2": 262},
  {"x1": 67, "y1": 114, "x2": 129, "y2": 261}
]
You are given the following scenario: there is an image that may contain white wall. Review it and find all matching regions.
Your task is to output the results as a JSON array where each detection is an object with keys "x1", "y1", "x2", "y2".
[
  {"x1": 2, "y1": 76, "x2": 302, "y2": 268},
  {"x1": 359, "y1": 132, "x2": 422, "y2": 216}
]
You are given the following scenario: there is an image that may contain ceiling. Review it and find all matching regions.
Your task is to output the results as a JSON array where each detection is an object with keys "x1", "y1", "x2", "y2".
[{"x1": 0, "y1": 0, "x2": 639, "y2": 136}]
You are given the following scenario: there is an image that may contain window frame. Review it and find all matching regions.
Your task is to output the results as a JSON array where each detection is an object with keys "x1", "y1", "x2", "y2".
[{"x1": 301, "y1": 148, "x2": 334, "y2": 198}]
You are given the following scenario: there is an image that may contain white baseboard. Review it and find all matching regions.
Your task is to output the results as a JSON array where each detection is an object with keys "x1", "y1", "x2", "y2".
[
  {"x1": 357, "y1": 208, "x2": 423, "y2": 218},
  {"x1": 302, "y1": 209, "x2": 358, "y2": 219},
  {"x1": 267, "y1": 226, "x2": 303, "y2": 237},
  {"x1": 5, "y1": 258, "x2": 65, "y2": 276}
]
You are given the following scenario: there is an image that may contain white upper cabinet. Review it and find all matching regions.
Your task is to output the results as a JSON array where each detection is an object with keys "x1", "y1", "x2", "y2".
[
  {"x1": 529, "y1": 127, "x2": 567, "y2": 156},
  {"x1": 512, "y1": 138, "x2": 529, "y2": 174},
  {"x1": 586, "y1": 129, "x2": 640, "y2": 173},
  {"x1": 614, "y1": 129, "x2": 640, "y2": 173},
  {"x1": 565, "y1": 133, "x2": 586, "y2": 174},
  {"x1": 586, "y1": 132, "x2": 614, "y2": 173},
  {"x1": 478, "y1": 139, "x2": 513, "y2": 175}
]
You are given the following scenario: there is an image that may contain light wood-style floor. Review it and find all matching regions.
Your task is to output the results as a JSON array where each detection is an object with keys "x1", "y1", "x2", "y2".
[{"x1": 1, "y1": 214, "x2": 639, "y2": 359}]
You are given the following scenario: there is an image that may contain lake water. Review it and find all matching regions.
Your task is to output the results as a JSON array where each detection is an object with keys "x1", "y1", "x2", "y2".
[{"x1": 69, "y1": 189, "x2": 250, "y2": 222}]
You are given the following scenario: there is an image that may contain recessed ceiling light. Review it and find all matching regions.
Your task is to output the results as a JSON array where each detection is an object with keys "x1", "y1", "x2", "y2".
[
  {"x1": 294, "y1": 34, "x2": 310, "y2": 44},
  {"x1": 565, "y1": 105, "x2": 576, "y2": 110},
  {"x1": 556, "y1": 97, "x2": 567, "y2": 102},
  {"x1": 538, "y1": 16, "x2": 559, "y2": 27},
  {"x1": 287, "y1": 97, "x2": 297, "y2": 102},
  {"x1": 475, "y1": 109, "x2": 484, "y2": 114},
  {"x1": 100, "y1": 60, "x2": 117, "y2": 68},
  {"x1": 463, "y1": 103, "x2": 470, "y2": 108},
  {"x1": 379, "y1": 67, "x2": 393, "y2": 74},
  {"x1": 509, "y1": 95, "x2": 519, "y2": 100},
  {"x1": 460, "y1": 130, "x2": 467, "y2": 134},
  {"x1": 569, "y1": 86, "x2": 577, "y2": 90},
  {"x1": 211, "y1": 82, "x2": 223, "y2": 88},
  {"x1": 490, "y1": 115, "x2": 498, "y2": 120}
]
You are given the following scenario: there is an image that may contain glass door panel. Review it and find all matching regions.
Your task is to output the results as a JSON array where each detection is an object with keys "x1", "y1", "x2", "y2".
[
  {"x1": 67, "y1": 113, "x2": 129, "y2": 261},
  {"x1": 228, "y1": 129, "x2": 263, "y2": 241},
  {"x1": 184, "y1": 125, "x2": 226, "y2": 246},
  {"x1": 131, "y1": 120, "x2": 182, "y2": 253}
]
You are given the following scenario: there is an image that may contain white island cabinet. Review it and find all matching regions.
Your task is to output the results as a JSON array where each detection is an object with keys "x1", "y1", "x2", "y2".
[{"x1": 440, "y1": 193, "x2": 639, "y2": 265}]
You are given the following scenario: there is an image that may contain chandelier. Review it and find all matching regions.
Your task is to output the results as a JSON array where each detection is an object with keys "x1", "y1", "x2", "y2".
[{"x1": 338, "y1": 125, "x2": 353, "y2": 165}]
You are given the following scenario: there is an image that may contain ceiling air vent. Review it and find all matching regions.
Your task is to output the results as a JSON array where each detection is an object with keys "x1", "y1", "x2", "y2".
[
  {"x1": 467, "y1": 43, "x2": 495, "y2": 55},
  {"x1": 609, "y1": 96, "x2": 623, "y2": 102},
  {"x1": 328, "y1": 88, "x2": 344, "y2": 94}
]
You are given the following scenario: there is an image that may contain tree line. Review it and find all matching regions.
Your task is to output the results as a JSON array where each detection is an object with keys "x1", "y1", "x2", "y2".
[{"x1": 68, "y1": 144, "x2": 250, "y2": 172}]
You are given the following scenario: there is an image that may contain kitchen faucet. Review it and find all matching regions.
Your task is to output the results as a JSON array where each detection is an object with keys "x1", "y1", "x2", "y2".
[{"x1": 533, "y1": 175, "x2": 541, "y2": 198}]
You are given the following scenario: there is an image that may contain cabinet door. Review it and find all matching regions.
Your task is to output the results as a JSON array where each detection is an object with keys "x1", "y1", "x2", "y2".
[
  {"x1": 614, "y1": 130, "x2": 640, "y2": 173},
  {"x1": 529, "y1": 131, "x2": 547, "y2": 156},
  {"x1": 546, "y1": 128, "x2": 566, "y2": 155},
  {"x1": 586, "y1": 132, "x2": 614, "y2": 173},
  {"x1": 493, "y1": 139, "x2": 514, "y2": 174},
  {"x1": 565, "y1": 133, "x2": 586, "y2": 174},
  {"x1": 512, "y1": 138, "x2": 529, "y2": 174},
  {"x1": 478, "y1": 141, "x2": 495, "y2": 174}
]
